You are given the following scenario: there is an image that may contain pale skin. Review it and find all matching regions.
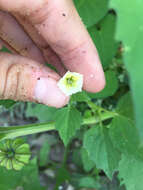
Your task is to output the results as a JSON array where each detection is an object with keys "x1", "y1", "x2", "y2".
[{"x1": 0, "y1": 0, "x2": 105, "y2": 108}]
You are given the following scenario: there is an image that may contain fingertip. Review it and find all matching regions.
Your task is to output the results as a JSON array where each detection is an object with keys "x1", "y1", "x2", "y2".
[
  {"x1": 83, "y1": 72, "x2": 106, "y2": 93},
  {"x1": 0, "y1": 53, "x2": 69, "y2": 108},
  {"x1": 34, "y1": 77, "x2": 70, "y2": 108}
]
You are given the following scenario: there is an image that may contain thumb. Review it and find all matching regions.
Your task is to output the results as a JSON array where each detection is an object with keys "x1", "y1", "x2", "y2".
[{"x1": 0, "y1": 53, "x2": 69, "y2": 108}]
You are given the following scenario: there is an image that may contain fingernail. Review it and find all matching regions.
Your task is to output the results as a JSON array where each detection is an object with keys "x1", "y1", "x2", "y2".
[{"x1": 34, "y1": 77, "x2": 69, "y2": 108}]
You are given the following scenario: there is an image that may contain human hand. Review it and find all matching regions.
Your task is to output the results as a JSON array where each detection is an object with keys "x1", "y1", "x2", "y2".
[{"x1": 0, "y1": 0, "x2": 105, "y2": 108}]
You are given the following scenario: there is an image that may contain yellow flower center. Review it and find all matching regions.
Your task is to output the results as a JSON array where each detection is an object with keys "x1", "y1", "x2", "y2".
[
  {"x1": 66, "y1": 76, "x2": 74, "y2": 85},
  {"x1": 64, "y1": 75, "x2": 79, "y2": 88}
]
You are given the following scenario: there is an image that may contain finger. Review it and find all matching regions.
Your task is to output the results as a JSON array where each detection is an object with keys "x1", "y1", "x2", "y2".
[
  {"x1": 13, "y1": 13, "x2": 67, "y2": 75},
  {"x1": 12, "y1": 13, "x2": 47, "y2": 49},
  {"x1": 29, "y1": 0, "x2": 105, "y2": 92},
  {"x1": 0, "y1": 0, "x2": 44, "y2": 14},
  {"x1": 0, "y1": 0, "x2": 105, "y2": 92},
  {"x1": 0, "y1": 11, "x2": 45, "y2": 64},
  {"x1": 0, "y1": 53, "x2": 69, "y2": 108}
]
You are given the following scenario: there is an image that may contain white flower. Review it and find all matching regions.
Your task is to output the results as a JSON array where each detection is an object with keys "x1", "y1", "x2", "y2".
[{"x1": 57, "y1": 71, "x2": 83, "y2": 96}]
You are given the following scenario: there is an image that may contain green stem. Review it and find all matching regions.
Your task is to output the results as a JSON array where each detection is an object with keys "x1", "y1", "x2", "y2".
[
  {"x1": 0, "y1": 122, "x2": 55, "y2": 141},
  {"x1": 87, "y1": 100, "x2": 113, "y2": 114},
  {"x1": 82, "y1": 111, "x2": 117, "y2": 125},
  {"x1": 0, "y1": 112, "x2": 117, "y2": 141},
  {"x1": 62, "y1": 143, "x2": 70, "y2": 167}
]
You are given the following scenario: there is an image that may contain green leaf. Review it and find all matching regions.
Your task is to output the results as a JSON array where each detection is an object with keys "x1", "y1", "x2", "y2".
[
  {"x1": 46, "y1": 63, "x2": 57, "y2": 72},
  {"x1": 118, "y1": 154, "x2": 143, "y2": 190},
  {"x1": 84, "y1": 126, "x2": 121, "y2": 179},
  {"x1": 109, "y1": 116, "x2": 139, "y2": 155},
  {"x1": 74, "y1": 0, "x2": 108, "y2": 28},
  {"x1": 81, "y1": 148, "x2": 95, "y2": 172},
  {"x1": 71, "y1": 91, "x2": 90, "y2": 102},
  {"x1": 0, "y1": 100, "x2": 16, "y2": 108},
  {"x1": 55, "y1": 167, "x2": 70, "y2": 189},
  {"x1": 39, "y1": 141, "x2": 50, "y2": 167},
  {"x1": 110, "y1": 0, "x2": 143, "y2": 141},
  {"x1": 1, "y1": 46, "x2": 11, "y2": 53},
  {"x1": 116, "y1": 92, "x2": 135, "y2": 120},
  {"x1": 0, "y1": 158, "x2": 45, "y2": 190},
  {"x1": 54, "y1": 106, "x2": 82, "y2": 146},
  {"x1": 72, "y1": 148, "x2": 83, "y2": 168},
  {"x1": 88, "y1": 70, "x2": 118, "y2": 99},
  {"x1": 26, "y1": 102, "x2": 57, "y2": 122},
  {"x1": 78, "y1": 176, "x2": 100, "y2": 189},
  {"x1": 88, "y1": 13, "x2": 119, "y2": 68}
]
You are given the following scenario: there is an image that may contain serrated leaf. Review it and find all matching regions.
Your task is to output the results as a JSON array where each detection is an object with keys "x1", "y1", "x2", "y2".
[
  {"x1": 26, "y1": 103, "x2": 57, "y2": 122},
  {"x1": 88, "y1": 13, "x2": 119, "y2": 68},
  {"x1": 84, "y1": 126, "x2": 121, "y2": 179},
  {"x1": 110, "y1": 0, "x2": 143, "y2": 141},
  {"x1": 54, "y1": 106, "x2": 82, "y2": 146},
  {"x1": 74, "y1": 0, "x2": 108, "y2": 28},
  {"x1": 109, "y1": 116, "x2": 139, "y2": 155},
  {"x1": 116, "y1": 92, "x2": 134, "y2": 120},
  {"x1": 88, "y1": 70, "x2": 118, "y2": 99},
  {"x1": 0, "y1": 158, "x2": 45, "y2": 190},
  {"x1": 81, "y1": 148, "x2": 95, "y2": 172},
  {"x1": 118, "y1": 154, "x2": 143, "y2": 190}
]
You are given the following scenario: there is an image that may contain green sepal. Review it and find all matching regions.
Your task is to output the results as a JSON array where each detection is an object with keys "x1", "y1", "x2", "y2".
[
  {"x1": 12, "y1": 159, "x2": 25, "y2": 171},
  {"x1": 15, "y1": 144, "x2": 30, "y2": 154},
  {"x1": 6, "y1": 159, "x2": 13, "y2": 170},
  {"x1": 15, "y1": 154, "x2": 31, "y2": 164},
  {"x1": 0, "y1": 138, "x2": 31, "y2": 171}
]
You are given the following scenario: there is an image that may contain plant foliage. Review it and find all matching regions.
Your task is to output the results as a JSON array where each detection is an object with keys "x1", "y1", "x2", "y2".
[{"x1": 0, "y1": 0, "x2": 142, "y2": 189}]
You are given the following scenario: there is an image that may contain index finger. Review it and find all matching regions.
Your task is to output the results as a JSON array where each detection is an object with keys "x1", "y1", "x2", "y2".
[{"x1": 0, "y1": 0, "x2": 105, "y2": 93}]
